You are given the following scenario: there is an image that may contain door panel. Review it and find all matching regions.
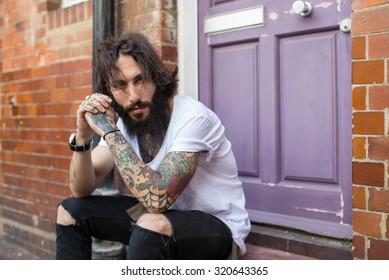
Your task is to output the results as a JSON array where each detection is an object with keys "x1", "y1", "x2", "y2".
[
  {"x1": 280, "y1": 31, "x2": 338, "y2": 183},
  {"x1": 213, "y1": 42, "x2": 259, "y2": 176},
  {"x1": 198, "y1": 0, "x2": 352, "y2": 238}
]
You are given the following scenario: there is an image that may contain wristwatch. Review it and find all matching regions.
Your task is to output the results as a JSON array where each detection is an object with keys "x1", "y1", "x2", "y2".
[{"x1": 68, "y1": 132, "x2": 92, "y2": 152}]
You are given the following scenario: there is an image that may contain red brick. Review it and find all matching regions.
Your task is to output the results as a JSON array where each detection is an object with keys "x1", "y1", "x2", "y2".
[
  {"x1": 353, "y1": 137, "x2": 366, "y2": 159},
  {"x1": 83, "y1": 72, "x2": 92, "y2": 85},
  {"x1": 353, "y1": 234, "x2": 366, "y2": 259},
  {"x1": 368, "y1": 238, "x2": 389, "y2": 260},
  {"x1": 139, "y1": 11, "x2": 161, "y2": 29},
  {"x1": 3, "y1": 1, "x2": 17, "y2": 13},
  {"x1": 352, "y1": 86, "x2": 366, "y2": 110},
  {"x1": 160, "y1": 45, "x2": 177, "y2": 63},
  {"x1": 61, "y1": 8, "x2": 68, "y2": 26},
  {"x1": 352, "y1": 36, "x2": 366, "y2": 59},
  {"x1": 369, "y1": 33, "x2": 389, "y2": 58},
  {"x1": 368, "y1": 188, "x2": 389, "y2": 212},
  {"x1": 369, "y1": 137, "x2": 389, "y2": 160},
  {"x1": 353, "y1": 211, "x2": 382, "y2": 238},
  {"x1": 145, "y1": 0, "x2": 162, "y2": 10},
  {"x1": 121, "y1": 0, "x2": 137, "y2": 16},
  {"x1": 353, "y1": 6, "x2": 389, "y2": 35},
  {"x1": 352, "y1": 162, "x2": 385, "y2": 187},
  {"x1": 68, "y1": 75, "x2": 84, "y2": 87},
  {"x1": 364, "y1": 0, "x2": 387, "y2": 8},
  {"x1": 369, "y1": 86, "x2": 389, "y2": 110},
  {"x1": 77, "y1": 3, "x2": 85, "y2": 22},
  {"x1": 56, "y1": 9, "x2": 62, "y2": 27},
  {"x1": 352, "y1": 112, "x2": 385, "y2": 135},
  {"x1": 352, "y1": 60, "x2": 385, "y2": 84},
  {"x1": 136, "y1": 0, "x2": 145, "y2": 13},
  {"x1": 37, "y1": 1, "x2": 47, "y2": 12},
  {"x1": 353, "y1": 186, "x2": 367, "y2": 209},
  {"x1": 47, "y1": 0, "x2": 61, "y2": 11},
  {"x1": 48, "y1": 12, "x2": 55, "y2": 29},
  {"x1": 69, "y1": 6, "x2": 78, "y2": 24},
  {"x1": 143, "y1": 29, "x2": 163, "y2": 45}
]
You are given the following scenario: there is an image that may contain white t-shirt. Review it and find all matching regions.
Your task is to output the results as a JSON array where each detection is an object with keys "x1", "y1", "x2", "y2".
[{"x1": 99, "y1": 95, "x2": 251, "y2": 254}]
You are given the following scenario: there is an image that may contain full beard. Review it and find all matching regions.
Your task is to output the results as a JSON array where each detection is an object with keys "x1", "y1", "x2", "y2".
[{"x1": 111, "y1": 90, "x2": 170, "y2": 141}]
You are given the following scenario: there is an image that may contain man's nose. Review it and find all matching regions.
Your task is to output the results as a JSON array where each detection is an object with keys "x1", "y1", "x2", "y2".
[{"x1": 125, "y1": 83, "x2": 141, "y2": 102}]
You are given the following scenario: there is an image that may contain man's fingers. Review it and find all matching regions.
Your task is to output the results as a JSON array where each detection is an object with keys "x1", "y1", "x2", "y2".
[
  {"x1": 91, "y1": 93, "x2": 112, "y2": 107},
  {"x1": 79, "y1": 93, "x2": 112, "y2": 113},
  {"x1": 78, "y1": 100, "x2": 98, "y2": 113}
]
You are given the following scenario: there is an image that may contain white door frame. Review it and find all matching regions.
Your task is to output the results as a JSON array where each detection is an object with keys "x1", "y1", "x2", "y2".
[{"x1": 177, "y1": 0, "x2": 199, "y2": 99}]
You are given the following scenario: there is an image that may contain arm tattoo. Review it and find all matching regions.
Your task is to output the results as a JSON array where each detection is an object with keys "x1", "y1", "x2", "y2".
[{"x1": 106, "y1": 132, "x2": 200, "y2": 213}]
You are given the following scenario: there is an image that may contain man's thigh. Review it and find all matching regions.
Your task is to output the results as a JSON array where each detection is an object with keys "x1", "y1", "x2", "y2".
[{"x1": 163, "y1": 210, "x2": 233, "y2": 259}]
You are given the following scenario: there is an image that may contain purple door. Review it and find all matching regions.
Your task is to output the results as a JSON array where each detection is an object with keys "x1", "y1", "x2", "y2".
[{"x1": 198, "y1": 0, "x2": 352, "y2": 238}]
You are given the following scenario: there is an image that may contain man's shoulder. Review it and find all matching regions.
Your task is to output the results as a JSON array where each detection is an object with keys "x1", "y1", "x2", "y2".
[{"x1": 174, "y1": 95, "x2": 210, "y2": 116}]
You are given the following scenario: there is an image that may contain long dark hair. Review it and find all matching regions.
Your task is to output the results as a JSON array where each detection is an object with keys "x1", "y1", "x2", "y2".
[{"x1": 93, "y1": 32, "x2": 178, "y2": 98}]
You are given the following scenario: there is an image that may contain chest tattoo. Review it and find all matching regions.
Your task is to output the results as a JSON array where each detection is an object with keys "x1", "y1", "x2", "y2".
[{"x1": 138, "y1": 133, "x2": 162, "y2": 163}]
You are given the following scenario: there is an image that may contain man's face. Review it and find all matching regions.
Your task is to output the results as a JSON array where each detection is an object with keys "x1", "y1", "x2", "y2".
[
  {"x1": 109, "y1": 54, "x2": 170, "y2": 138},
  {"x1": 109, "y1": 54, "x2": 156, "y2": 122}
]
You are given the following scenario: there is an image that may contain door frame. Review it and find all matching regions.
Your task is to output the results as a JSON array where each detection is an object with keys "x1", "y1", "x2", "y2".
[{"x1": 177, "y1": 0, "x2": 199, "y2": 100}]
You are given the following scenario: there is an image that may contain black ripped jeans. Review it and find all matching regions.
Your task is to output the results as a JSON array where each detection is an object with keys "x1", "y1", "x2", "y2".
[{"x1": 56, "y1": 195, "x2": 232, "y2": 260}]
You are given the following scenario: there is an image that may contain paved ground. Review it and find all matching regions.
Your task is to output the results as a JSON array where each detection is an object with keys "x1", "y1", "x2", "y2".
[
  {"x1": 0, "y1": 240, "x2": 40, "y2": 260},
  {"x1": 241, "y1": 243, "x2": 316, "y2": 260},
  {"x1": 0, "y1": 238, "x2": 314, "y2": 260}
]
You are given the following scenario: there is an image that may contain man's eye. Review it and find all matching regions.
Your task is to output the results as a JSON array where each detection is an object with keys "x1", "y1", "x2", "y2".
[
  {"x1": 134, "y1": 76, "x2": 144, "y2": 85},
  {"x1": 111, "y1": 81, "x2": 126, "y2": 90}
]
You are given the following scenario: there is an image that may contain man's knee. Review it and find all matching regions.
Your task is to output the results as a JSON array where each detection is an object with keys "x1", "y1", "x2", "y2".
[
  {"x1": 56, "y1": 205, "x2": 76, "y2": 225},
  {"x1": 136, "y1": 213, "x2": 172, "y2": 236}
]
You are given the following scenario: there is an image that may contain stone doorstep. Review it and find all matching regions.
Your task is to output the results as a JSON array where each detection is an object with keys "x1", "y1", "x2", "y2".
[
  {"x1": 240, "y1": 243, "x2": 317, "y2": 260},
  {"x1": 245, "y1": 224, "x2": 353, "y2": 260}
]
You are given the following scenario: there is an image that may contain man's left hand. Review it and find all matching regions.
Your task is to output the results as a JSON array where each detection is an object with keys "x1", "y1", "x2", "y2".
[{"x1": 85, "y1": 106, "x2": 118, "y2": 137}]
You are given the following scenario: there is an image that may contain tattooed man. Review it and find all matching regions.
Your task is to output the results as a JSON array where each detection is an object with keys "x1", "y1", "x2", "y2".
[{"x1": 56, "y1": 33, "x2": 250, "y2": 260}]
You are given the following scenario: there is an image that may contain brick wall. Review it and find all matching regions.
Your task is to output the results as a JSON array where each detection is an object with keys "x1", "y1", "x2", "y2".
[
  {"x1": 117, "y1": 0, "x2": 178, "y2": 67},
  {"x1": 0, "y1": 0, "x2": 94, "y2": 259},
  {"x1": 352, "y1": 0, "x2": 389, "y2": 259},
  {"x1": 0, "y1": 0, "x2": 177, "y2": 259}
]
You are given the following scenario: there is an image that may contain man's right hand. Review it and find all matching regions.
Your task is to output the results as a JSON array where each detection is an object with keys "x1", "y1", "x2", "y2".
[{"x1": 76, "y1": 93, "x2": 113, "y2": 144}]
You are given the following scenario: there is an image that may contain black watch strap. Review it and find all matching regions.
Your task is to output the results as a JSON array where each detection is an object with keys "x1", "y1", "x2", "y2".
[{"x1": 69, "y1": 133, "x2": 92, "y2": 152}]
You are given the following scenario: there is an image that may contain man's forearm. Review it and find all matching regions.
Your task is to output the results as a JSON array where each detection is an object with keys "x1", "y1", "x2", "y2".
[
  {"x1": 104, "y1": 131, "x2": 174, "y2": 213},
  {"x1": 69, "y1": 151, "x2": 97, "y2": 197},
  {"x1": 104, "y1": 131, "x2": 198, "y2": 213},
  {"x1": 104, "y1": 132, "x2": 155, "y2": 196}
]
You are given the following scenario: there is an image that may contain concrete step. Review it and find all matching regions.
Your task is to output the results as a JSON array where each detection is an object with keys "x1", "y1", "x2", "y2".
[
  {"x1": 246, "y1": 224, "x2": 352, "y2": 260},
  {"x1": 241, "y1": 243, "x2": 316, "y2": 260}
]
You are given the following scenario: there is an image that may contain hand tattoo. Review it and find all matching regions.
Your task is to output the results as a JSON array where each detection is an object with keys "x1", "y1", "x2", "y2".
[{"x1": 87, "y1": 111, "x2": 117, "y2": 134}]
